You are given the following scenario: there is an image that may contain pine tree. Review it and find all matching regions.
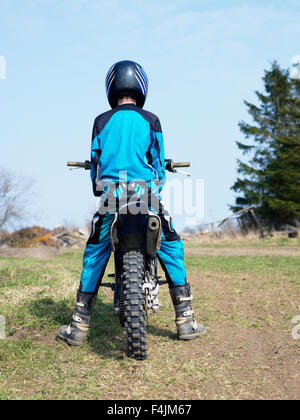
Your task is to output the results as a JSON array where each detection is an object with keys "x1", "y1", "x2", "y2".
[
  {"x1": 264, "y1": 78, "x2": 300, "y2": 225},
  {"x1": 230, "y1": 62, "x2": 300, "y2": 226}
]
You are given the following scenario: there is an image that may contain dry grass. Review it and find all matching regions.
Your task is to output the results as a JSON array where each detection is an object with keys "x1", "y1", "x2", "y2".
[{"x1": 182, "y1": 228, "x2": 300, "y2": 249}]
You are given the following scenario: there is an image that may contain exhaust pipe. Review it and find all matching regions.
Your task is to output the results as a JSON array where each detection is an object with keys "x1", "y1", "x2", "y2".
[{"x1": 146, "y1": 215, "x2": 161, "y2": 256}]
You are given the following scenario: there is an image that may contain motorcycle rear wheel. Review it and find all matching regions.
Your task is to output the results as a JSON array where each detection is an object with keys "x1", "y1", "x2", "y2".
[{"x1": 123, "y1": 250, "x2": 147, "y2": 360}]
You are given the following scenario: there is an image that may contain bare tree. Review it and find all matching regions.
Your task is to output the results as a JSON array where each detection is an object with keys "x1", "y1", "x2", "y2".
[{"x1": 0, "y1": 167, "x2": 35, "y2": 232}]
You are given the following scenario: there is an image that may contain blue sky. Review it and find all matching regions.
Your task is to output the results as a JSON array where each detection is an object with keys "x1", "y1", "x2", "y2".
[{"x1": 1, "y1": 0, "x2": 300, "y2": 231}]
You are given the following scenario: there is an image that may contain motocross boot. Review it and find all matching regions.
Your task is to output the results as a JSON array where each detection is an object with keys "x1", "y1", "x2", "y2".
[
  {"x1": 57, "y1": 291, "x2": 96, "y2": 346},
  {"x1": 170, "y1": 283, "x2": 206, "y2": 340}
]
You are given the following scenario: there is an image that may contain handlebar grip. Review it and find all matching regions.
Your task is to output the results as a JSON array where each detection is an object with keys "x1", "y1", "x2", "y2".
[
  {"x1": 172, "y1": 162, "x2": 191, "y2": 168},
  {"x1": 67, "y1": 161, "x2": 85, "y2": 167},
  {"x1": 67, "y1": 161, "x2": 91, "y2": 169}
]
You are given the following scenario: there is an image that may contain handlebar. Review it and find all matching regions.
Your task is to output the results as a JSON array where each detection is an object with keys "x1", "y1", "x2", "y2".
[
  {"x1": 67, "y1": 159, "x2": 190, "y2": 172},
  {"x1": 67, "y1": 160, "x2": 91, "y2": 170},
  {"x1": 164, "y1": 159, "x2": 190, "y2": 172}
]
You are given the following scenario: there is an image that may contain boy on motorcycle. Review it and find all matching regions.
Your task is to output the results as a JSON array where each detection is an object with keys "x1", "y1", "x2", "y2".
[{"x1": 57, "y1": 60, "x2": 206, "y2": 346}]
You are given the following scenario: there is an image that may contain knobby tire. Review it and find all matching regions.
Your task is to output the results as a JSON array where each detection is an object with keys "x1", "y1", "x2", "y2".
[{"x1": 123, "y1": 250, "x2": 147, "y2": 360}]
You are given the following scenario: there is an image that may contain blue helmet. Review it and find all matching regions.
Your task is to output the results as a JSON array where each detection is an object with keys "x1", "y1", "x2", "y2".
[{"x1": 105, "y1": 60, "x2": 148, "y2": 108}]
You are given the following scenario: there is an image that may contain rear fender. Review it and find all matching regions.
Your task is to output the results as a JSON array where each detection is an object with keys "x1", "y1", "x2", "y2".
[
  {"x1": 114, "y1": 201, "x2": 149, "y2": 253},
  {"x1": 110, "y1": 203, "x2": 162, "y2": 255}
]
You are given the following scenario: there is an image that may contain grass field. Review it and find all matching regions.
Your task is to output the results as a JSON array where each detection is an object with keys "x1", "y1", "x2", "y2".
[{"x1": 0, "y1": 239, "x2": 299, "y2": 400}]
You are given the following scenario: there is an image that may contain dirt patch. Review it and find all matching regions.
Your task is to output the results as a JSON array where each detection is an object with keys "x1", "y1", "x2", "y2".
[
  {"x1": 8, "y1": 327, "x2": 56, "y2": 347},
  {"x1": 184, "y1": 246, "x2": 300, "y2": 257},
  {"x1": 0, "y1": 247, "x2": 64, "y2": 259},
  {"x1": 178, "y1": 271, "x2": 300, "y2": 400},
  {"x1": 2, "y1": 245, "x2": 299, "y2": 259}
]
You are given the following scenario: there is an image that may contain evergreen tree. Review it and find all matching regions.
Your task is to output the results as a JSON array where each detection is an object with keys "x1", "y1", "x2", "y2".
[
  {"x1": 264, "y1": 78, "x2": 300, "y2": 225},
  {"x1": 231, "y1": 62, "x2": 300, "y2": 226}
]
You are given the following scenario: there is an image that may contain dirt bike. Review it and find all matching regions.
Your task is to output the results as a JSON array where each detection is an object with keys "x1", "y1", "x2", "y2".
[{"x1": 67, "y1": 159, "x2": 191, "y2": 360}]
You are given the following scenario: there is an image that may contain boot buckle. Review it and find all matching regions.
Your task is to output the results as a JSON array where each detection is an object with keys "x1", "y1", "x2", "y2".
[
  {"x1": 182, "y1": 309, "x2": 193, "y2": 317},
  {"x1": 179, "y1": 295, "x2": 193, "y2": 303},
  {"x1": 73, "y1": 314, "x2": 82, "y2": 323}
]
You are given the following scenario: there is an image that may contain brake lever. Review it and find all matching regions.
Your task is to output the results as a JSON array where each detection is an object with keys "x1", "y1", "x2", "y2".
[
  {"x1": 173, "y1": 169, "x2": 191, "y2": 177},
  {"x1": 68, "y1": 167, "x2": 82, "y2": 171}
]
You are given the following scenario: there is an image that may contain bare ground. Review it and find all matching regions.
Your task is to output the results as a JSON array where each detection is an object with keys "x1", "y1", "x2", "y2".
[
  {"x1": 1, "y1": 245, "x2": 300, "y2": 259},
  {"x1": 0, "y1": 247, "x2": 63, "y2": 259},
  {"x1": 179, "y1": 271, "x2": 300, "y2": 399},
  {"x1": 185, "y1": 247, "x2": 300, "y2": 257}
]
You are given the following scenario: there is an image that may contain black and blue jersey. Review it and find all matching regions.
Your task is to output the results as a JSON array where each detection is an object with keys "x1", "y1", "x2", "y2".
[{"x1": 90, "y1": 103, "x2": 166, "y2": 196}]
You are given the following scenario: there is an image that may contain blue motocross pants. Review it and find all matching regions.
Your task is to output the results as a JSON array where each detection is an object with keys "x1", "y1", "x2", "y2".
[{"x1": 79, "y1": 186, "x2": 187, "y2": 293}]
